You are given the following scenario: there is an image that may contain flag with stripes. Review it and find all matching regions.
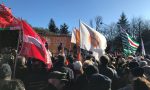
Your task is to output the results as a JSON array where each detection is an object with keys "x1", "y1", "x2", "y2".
[
  {"x1": 121, "y1": 28, "x2": 139, "y2": 56},
  {"x1": 19, "y1": 20, "x2": 52, "y2": 69}
]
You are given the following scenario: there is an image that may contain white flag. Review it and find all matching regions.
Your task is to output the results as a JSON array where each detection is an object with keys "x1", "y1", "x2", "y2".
[
  {"x1": 71, "y1": 28, "x2": 80, "y2": 45},
  {"x1": 141, "y1": 38, "x2": 146, "y2": 56},
  {"x1": 71, "y1": 29, "x2": 76, "y2": 44},
  {"x1": 80, "y1": 22, "x2": 107, "y2": 60}
]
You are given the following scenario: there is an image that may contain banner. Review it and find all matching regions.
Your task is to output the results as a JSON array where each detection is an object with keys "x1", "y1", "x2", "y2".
[
  {"x1": 19, "y1": 20, "x2": 52, "y2": 69},
  {"x1": 80, "y1": 22, "x2": 107, "y2": 60}
]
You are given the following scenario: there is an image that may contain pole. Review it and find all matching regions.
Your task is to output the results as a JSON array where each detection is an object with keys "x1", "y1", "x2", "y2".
[
  {"x1": 13, "y1": 19, "x2": 22, "y2": 79},
  {"x1": 78, "y1": 19, "x2": 81, "y2": 61},
  {"x1": 139, "y1": 21, "x2": 141, "y2": 56},
  {"x1": 12, "y1": 29, "x2": 21, "y2": 78}
]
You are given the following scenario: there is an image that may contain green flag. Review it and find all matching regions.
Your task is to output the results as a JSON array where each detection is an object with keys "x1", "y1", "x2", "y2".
[{"x1": 121, "y1": 28, "x2": 139, "y2": 56}]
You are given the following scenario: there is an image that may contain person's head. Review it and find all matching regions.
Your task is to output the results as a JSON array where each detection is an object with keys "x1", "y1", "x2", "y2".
[
  {"x1": 128, "y1": 61, "x2": 139, "y2": 70},
  {"x1": 128, "y1": 55, "x2": 134, "y2": 61},
  {"x1": 48, "y1": 71, "x2": 68, "y2": 89},
  {"x1": 17, "y1": 56, "x2": 26, "y2": 67},
  {"x1": 109, "y1": 56, "x2": 116, "y2": 65},
  {"x1": 73, "y1": 61, "x2": 83, "y2": 72},
  {"x1": 100, "y1": 55, "x2": 110, "y2": 66},
  {"x1": 83, "y1": 60, "x2": 94, "y2": 69},
  {"x1": 84, "y1": 65, "x2": 99, "y2": 76},
  {"x1": 55, "y1": 55, "x2": 65, "y2": 66},
  {"x1": 86, "y1": 55, "x2": 92, "y2": 60},
  {"x1": 89, "y1": 73, "x2": 112, "y2": 90},
  {"x1": 0, "y1": 64, "x2": 12, "y2": 80},
  {"x1": 118, "y1": 58, "x2": 126, "y2": 65}
]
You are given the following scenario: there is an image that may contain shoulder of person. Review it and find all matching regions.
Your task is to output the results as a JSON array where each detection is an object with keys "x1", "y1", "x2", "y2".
[
  {"x1": 10, "y1": 79, "x2": 25, "y2": 90},
  {"x1": 0, "y1": 79, "x2": 25, "y2": 90}
]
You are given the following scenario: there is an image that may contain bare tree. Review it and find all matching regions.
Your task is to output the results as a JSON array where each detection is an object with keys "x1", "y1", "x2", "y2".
[
  {"x1": 95, "y1": 16, "x2": 103, "y2": 32},
  {"x1": 103, "y1": 22, "x2": 118, "y2": 40},
  {"x1": 130, "y1": 17, "x2": 145, "y2": 39}
]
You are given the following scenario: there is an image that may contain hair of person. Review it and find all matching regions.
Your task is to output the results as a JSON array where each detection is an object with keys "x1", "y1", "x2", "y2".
[
  {"x1": 100, "y1": 55, "x2": 110, "y2": 65},
  {"x1": 84, "y1": 65, "x2": 99, "y2": 76}
]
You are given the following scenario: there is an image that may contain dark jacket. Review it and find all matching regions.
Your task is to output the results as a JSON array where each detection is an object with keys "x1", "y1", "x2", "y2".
[
  {"x1": 0, "y1": 79, "x2": 25, "y2": 90},
  {"x1": 98, "y1": 65, "x2": 118, "y2": 80},
  {"x1": 88, "y1": 73, "x2": 112, "y2": 90},
  {"x1": 52, "y1": 66, "x2": 74, "y2": 81},
  {"x1": 75, "y1": 73, "x2": 112, "y2": 90},
  {"x1": 42, "y1": 84, "x2": 58, "y2": 90}
]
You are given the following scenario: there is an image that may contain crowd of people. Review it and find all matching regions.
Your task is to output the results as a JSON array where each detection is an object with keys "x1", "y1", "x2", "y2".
[{"x1": 0, "y1": 47, "x2": 150, "y2": 90}]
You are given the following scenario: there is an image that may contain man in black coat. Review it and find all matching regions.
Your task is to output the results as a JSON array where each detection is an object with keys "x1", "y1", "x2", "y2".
[{"x1": 75, "y1": 65, "x2": 111, "y2": 90}]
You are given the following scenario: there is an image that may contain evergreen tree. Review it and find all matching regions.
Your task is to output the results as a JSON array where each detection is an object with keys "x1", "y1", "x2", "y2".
[
  {"x1": 112, "y1": 12, "x2": 130, "y2": 54},
  {"x1": 117, "y1": 12, "x2": 129, "y2": 33},
  {"x1": 48, "y1": 18, "x2": 58, "y2": 33},
  {"x1": 60, "y1": 23, "x2": 69, "y2": 34}
]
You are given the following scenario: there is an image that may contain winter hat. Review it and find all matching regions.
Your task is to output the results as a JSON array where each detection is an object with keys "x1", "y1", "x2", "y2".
[
  {"x1": 128, "y1": 55, "x2": 134, "y2": 61},
  {"x1": 48, "y1": 71, "x2": 68, "y2": 82},
  {"x1": 0, "y1": 64, "x2": 12, "y2": 79},
  {"x1": 73, "y1": 61, "x2": 82, "y2": 71},
  {"x1": 128, "y1": 61, "x2": 139, "y2": 70}
]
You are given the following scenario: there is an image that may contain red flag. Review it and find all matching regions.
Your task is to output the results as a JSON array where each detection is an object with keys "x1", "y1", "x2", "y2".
[
  {"x1": 0, "y1": 4, "x2": 14, "y2": 27},
  {"x1": 19, "y1": 20, "x2": 52, "y2": 69},
  {"x1": 40, "y1": 36, "x2": 52, "y2": 69},
  {"x1": 0, "y1": 4, "x2": 20, "y2": 28}
]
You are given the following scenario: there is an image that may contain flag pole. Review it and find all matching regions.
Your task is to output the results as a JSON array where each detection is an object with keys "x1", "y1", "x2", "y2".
[
  {"x1": 12, "y1": 20, "x2": 22, "y2": 79},
  {"x1": 77, "y1": 19, "x2": 81, "y2": 61}
]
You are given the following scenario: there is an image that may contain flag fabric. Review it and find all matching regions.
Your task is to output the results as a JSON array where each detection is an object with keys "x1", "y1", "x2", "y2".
[
  {"x1": 80, "y1": 22, "x2": 107, "y2": 60},
  {"x1": 121, "y1": 27, "x2": 139, "y2": 56},
  {"x1": 80, "y1": 22, "x2": 107, "y2": 51},
  {"x1": 141, "y1": 38, "x2": 146, "y2": 56},
  {"x1": 71, "y1": 28, "x2": 80, "y2": 46},
  {"x1": 0, "y1": 4, "x2": 21, "y2": 29},
  {"x1": 71, "y1": 29, "x2": 76, "y2": 44},
  {"x1": 0, "y1": 4, "x2": 14, "y2": 28},
  {"x1": 40, "y1": 35, "x2": 53, "y2": 68},
  {"x1": 71, "y1": 28, "x2": 81, "y2": 61},
  {"x1": 19, "y1": 20, "x2": 52, "y2": 69}
]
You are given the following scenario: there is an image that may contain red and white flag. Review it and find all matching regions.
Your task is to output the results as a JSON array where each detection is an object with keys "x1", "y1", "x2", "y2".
[
  {"x1": 71, "y1": 28, "x2": 81, "y2": 61},
  {"x1": 19, "y1": 20, "x2": 52, "y2": 69},
  {"x1": 80, "y1": 22, "x2": 107, "y2": 60}
]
